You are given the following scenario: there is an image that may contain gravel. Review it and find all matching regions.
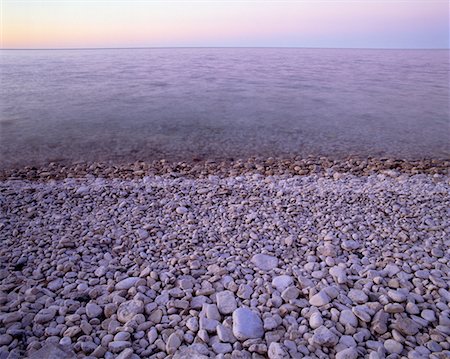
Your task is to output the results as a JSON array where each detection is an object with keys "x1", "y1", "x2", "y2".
[{"x1": 0, "y1": 159, "x2": 449, "y2": 358}]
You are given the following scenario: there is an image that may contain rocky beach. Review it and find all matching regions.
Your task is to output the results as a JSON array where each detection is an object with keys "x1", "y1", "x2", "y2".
[{"x1": 0, "y1": 157, "x2": 449, "y2": 359}]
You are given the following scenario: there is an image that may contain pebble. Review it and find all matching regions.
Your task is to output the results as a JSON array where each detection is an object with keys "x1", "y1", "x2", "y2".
[
  {"x1": 34, "y1": 308, "x2": 57, "y2": 324},
  {"x1": 216, "y1": 324, "x2": 236, "y2": 343},
  {"x1": 394, "y1": 317, "x2": 420, "y2": 336},
  {"x1": 86, "y1": 303, "x2": 102, "y2": 318},
  {"x1": 280, "y1": 286, "x2": 300, "y2": 301},
  {"x1": 116, "y1": 348, "x2": 133, "y2": 359},
  {"x1": 109, "y1": 341, "x2": 132, "y2": 353},
  {"x1": 421, "y1": 309, "x2": 436, "y2": 322},
  {"x1": 371, "y1": 310, "x2": 389, "y2": 334},
  {"x1": 348, "y1": 289, "x2": 368, "y2": 304},
  {"x1": 311, "y1": 326, "x2": 338, "y2": 346},
  {"x1": 115, "y1": 277, "x2": 142, "y2": 290},
  {"x1": 335, "y1": 347, "x2": 358, "y2": 359},
  {"x1": 47, "y1": 278, "x2": 63, "y2": 291},
  {"x1": 339, "y1": 309, "x2": 358, "y2": 327},
  {"x1": 237, "y1": 284, "x2": 253, "y2": 299},
  {"x1": 309, "y1": 290, "x2": 331, "y2": 307},
  {"x1": 166, "y1": 332, "x2": 182, "y2": 354},
  {"x1": 352, "y1": 305, "x2": 372, "y2": 322},
  {"x1": 186, "y1": 317, "x2": 199, "y2": 332},
  {"x1": 199, "y1": 316, "x2": 219, "y2": 332},
  {"x1": 232, "y1": 308, "x2": 264, "y2": 340},
  {"x1": 117, "y1": 300, "x2": 144, "y2": 323},
  {"x1": 176, "y1": 206, "x2": 188, "y2": 214},
  {"x1": 271, "y1": 275, "x2": 293, "y2": 292},
  {"x1": 387, "y1": 290, "x2": 407, "y2": 302},
  {"x1": 384, "y1": 339, "x2": 403, "y2": 354},
  {"x1": 309, "y1": 312, "x2": 323, "y2": 329},
  {"x1": 0, "y1": 334, "x2": 13, "y2": 346},
  {"x1": 268, "y1": 342, "x2": 289, "y2": 359},
  {"x1": 251, "y1": 254, "x2": 279, "y2": 271},
  {"x1": 216, "y1": 290, "x2": 237, "y2": 315},
  {"x1": 341, "y1": 240, "x2": 360, "y2": 251},
  {"x1": 28, "y1": 344, "x2": 76, "y2": 359},
  {"x1": 329, "y1": 266, "x2": 347, "y2": 284},
  {"x1": 212, "y1": 342, "x2": 232, "y2": 354}
]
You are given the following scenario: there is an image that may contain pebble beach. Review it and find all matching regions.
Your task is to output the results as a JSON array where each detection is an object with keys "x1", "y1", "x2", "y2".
[{"x1": 0, "y1": 157, "x2": 449, "y2": 359}]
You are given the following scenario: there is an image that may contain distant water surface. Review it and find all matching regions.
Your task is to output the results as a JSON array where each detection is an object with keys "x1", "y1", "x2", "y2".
[{"x1": 0, "y1": 48, "x2": 449, "y2": 168}]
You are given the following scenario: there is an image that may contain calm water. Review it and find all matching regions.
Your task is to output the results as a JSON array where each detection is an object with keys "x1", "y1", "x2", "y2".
[{"x1": 0, "y1": 48, "x2": 449, "y2": 168}]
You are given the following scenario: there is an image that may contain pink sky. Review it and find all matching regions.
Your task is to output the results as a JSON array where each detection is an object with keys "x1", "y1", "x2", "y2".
[{"x1": 2, "y1": 1, "x2": 448, "y2": 48}]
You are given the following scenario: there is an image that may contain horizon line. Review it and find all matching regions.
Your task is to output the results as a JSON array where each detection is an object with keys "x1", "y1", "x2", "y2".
[{"x1": 1, "y1": 46, "x2": 449, "y2": 51}]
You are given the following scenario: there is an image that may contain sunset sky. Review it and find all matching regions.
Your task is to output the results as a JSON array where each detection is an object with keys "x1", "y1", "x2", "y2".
[{"x1": 1, "y1": 0, "x2": 449, "y2": 49}]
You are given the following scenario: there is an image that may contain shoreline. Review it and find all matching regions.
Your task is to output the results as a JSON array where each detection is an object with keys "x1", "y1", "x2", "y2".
[{"x1": 1, "y1": 156, "x2": 448, "y2": 181}]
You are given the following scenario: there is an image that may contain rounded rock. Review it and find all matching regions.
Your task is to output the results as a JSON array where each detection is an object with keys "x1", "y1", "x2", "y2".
[
  {"x1": 232, "y1": 307, "x2": 264, "y2": 340},
  {"x1": 384, "y1": 339, "x2": 403, "y2": 354},
  {"x1": 251, "y1": 254, "x2": 279, "y2": 271}
]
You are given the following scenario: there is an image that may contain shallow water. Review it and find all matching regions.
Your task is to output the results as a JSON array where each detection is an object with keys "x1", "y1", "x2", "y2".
[{"x1": 0, "y1": 48, "x2": 449, "y2": 168}]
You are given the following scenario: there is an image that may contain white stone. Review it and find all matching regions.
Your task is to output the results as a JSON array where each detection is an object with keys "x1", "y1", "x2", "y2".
[
  {"x1": 202, "y1": 303, "x2": 221, "y2": 321},
  {"x1": 86, "y1": 303, "x2": 102, "y2": 318},
  {"x1": 352, "y1": 305, "x2": 372, "y2": 322},
  {"x1": 309, "y1": 290, "x2": 331, "y2": 307},
  {"x1": 341, "y1": 240, "x2": 360, "y2": 251},
  {"x1": 216, "y1": 290, "x2": 237, "y2": 315},
  {"x1": 115, "y1": 277, "x2": 143, "y2": 290},
  {"x1": 329, "y1": 266, "x2": 347, "y2": 284},
  {"x1": 136, "y1": 228, "x2": 149, "y2": 239},
  {"x1": 186, "y1": 317, "x2": 199, "y2": 332},
  {"x1": 387, "y1": 290, "x2": 407, "y2": 302},
  {"x1": 309, "y1": 312, "x2": 323, "y2": 329},
  {"x1": 47, "y1": 278, "x2": 63, "y2": 291},
  {"x1": 348, "y1": 289, "x2": 368, "y2": 304},
  {"x1": 0, "y1": 334, "x2": 13, "y2": 346},
  {"x1": 384, "y1": 264, "x2": 401, "y2": 277},
  {"x1": 384, "y1": 339, "x2": 403, "y2": 354},
  {"x1": 339, "y1": 309, "x2": 358, "y2": 327},
  {"x1": 251, "y1": 254, "x2": 279, "y2": 271},
  {"x1": 284, "y1": 236, "x2": 294, "y2": 247},
  {"x1": 281, "y1": 286, "x2": 300, "y2": 301},
  {"x1": 109, "y1": 341, "x2": 131, "y2": 353},
  {"x1": 268, "y1": 342, "x2": 289, "y2": 359},
  {"x1": 421, "y1": 309, "x2": 436, "y2": 322},
  {"x1": 237, "y1": 284, "x2": 253, "y2": 299},
  {"x1": 34, "y1": 307, "x2": 57, "y2": 324},
  {"x1": 147, "y1": 328, "x2": 158, "y2": 344},
  {"x1": 232, "y1": 308, "x2": 264, "y2": 340},
  {"x1": 176, "y1": 206, "x2": 188, "y2": 214},
  {"x1": 272, "y1": 275, "x2": 293, "y2": 292},
  {"x1": 311, "y1": 326, "x2": 338, "y2": 346},
  {"x1": 264, "y1": 315, "x2": 281, "y2": 331},
  {"x1": 216, "y1": 324, "x2": 236, "y2": 343},
  {"x1": 212, "y1": 342, "x2": 232, "y2": 354},
  {"x1": 199, "y1": 317, "x2": 219, "y2": 332},
  {"x1": 117, "y1": 300, "x2": 144, "y2": 323},
  {"x1": 75, "y1": 186, "x2": 89, "y2": 195},
  {"x1": 166, "y1": 332, "x2": 181, "y2": 354},
  {"x1": 116, "y1": 348, "x2": 133, "y2": 359},
  {"x1": 336, "y1": 348, "x2": 358, "y2": 359}
]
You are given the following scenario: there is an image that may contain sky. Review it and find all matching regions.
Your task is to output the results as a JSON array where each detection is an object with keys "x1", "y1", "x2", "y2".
[{"x1": 1, "y1": 0, "x2": 449, "y2": 49}]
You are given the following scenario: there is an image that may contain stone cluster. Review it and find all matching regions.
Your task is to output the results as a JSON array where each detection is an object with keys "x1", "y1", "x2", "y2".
[{"x1": 0, "y1": 162, "x2": 449, "y2": 358}]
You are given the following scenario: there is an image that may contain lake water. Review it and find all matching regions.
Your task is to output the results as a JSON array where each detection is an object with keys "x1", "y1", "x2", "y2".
[{"x1": 0, "y1": 48, "x2": 449, "y2": 168}]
